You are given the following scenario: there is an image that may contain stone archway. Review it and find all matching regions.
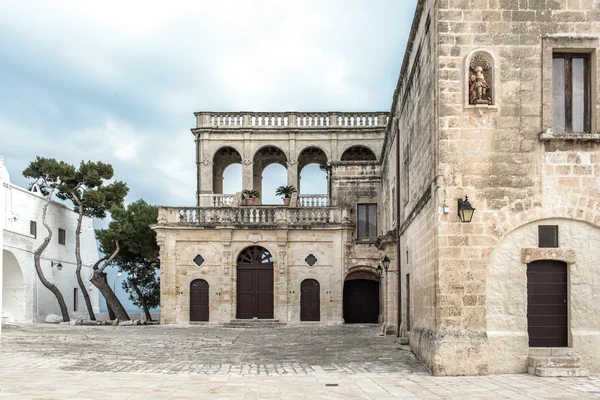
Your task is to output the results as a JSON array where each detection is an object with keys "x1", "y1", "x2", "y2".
[
  {"x1": 2, "y1": 250, "x2": 25, "y2": 322},
  {"x1": 343, "y1": 270, "x2": 380, "y2": 323},
  {"x1": 236, "y1": 246, "x2": 274, "y2": 319}
]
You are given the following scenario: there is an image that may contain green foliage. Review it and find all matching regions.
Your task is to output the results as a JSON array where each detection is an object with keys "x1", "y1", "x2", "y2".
[
  {"x1": 96, "y1": 200, "x2": 160, "y2": 311},
  {"x1": 23, "y1": 156, "x2": 128, "y2": 219},
  {"x1": 242, "y1": 189, "x2": 260, "y2": 199},
  {"x1": 275, "y1": 185, "x2": 297, "y2": 198}
]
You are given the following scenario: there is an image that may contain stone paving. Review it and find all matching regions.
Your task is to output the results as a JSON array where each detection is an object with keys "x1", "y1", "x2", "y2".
[{"x1": 0, "y1": 323, "x2": 599, "y2": 399}]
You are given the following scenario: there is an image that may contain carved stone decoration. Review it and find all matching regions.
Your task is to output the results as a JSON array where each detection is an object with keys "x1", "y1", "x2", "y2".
[
  {"x1": 247, "y1": 232, "x2": 263, "y2": 243},
  {"x1": 305, "y1": 254, "x2": 318, "y2": 267},
  {"x1": 468, "y1": 51, "x2": 493, "y2": 106},
  {"x1": 222, "y1": 248, "x2": 230, "y2": 275},
  {"x1": 193, "y1": 254, "x2": 205, "y2": 267}
]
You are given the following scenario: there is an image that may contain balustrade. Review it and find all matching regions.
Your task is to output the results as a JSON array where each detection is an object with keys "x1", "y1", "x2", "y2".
[
  {"x1": 298, "y1": 194, "x2": 329, "y2": 207},
  {"x1": 198, "y1": 194, "x2": 234, "y2": 207},
  {"x1": 196, "y1": 112, "x2": 388, "y2": 129},
  {"x1": 159, "y1": 206, "x2": 347, "y2": 226}
]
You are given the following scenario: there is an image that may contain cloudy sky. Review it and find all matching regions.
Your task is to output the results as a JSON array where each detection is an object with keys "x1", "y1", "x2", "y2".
[{"x1": 1, "y1": 0, "x2": 418, "y2": 310}]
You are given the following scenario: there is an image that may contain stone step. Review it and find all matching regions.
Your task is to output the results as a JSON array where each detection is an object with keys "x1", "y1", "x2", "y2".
[
  {"x1": 223, "y1": 319, "x2": 285, "y2": 328},
  {"x1": 528, "y1": 366, "x2": 589, "y2": 377},
  {"x1": 528, "y1": 347, "x2": 574, "y2": 357},
  {"x1": 527, "y1": 356, "x2": 580, "y2": 368}
]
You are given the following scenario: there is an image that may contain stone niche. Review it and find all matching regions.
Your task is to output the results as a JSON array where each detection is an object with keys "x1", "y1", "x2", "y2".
[{"x1": 465, "y1": 49, "x2": 495, "y2": 107}]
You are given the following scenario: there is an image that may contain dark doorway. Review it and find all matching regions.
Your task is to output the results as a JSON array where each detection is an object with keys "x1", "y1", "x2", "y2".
[
  {"x1": 343, "y1": 279, "x2": 379, "y2": 323},
  {"x1": 300, "y1": 279, "x2": 320, "y2": 321},
  {"x1": 190, "y1": 279, "x2": 209, "y2": 322},
  {"x1": 527, "y1": 260, "x2": 568, "y2": 347},
  {"x1": 236, "y1": 246, "x2": 274, "y2": 319}
]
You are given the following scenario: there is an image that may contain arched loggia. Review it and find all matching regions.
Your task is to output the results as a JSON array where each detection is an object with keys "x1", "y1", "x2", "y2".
[
  {"x1": 297, "y1": 147, "x2": 328, "y2": 199},
  {"x1": 253, "y1": 146, "x2": 288, "y2": 204}
]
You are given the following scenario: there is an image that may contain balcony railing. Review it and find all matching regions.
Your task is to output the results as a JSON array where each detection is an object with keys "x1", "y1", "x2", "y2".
[
  {"x1": 194, "y1": 112, "x2": 389, "y2": 129},
  {"x1": 298, "y1": 194, "x2": 329, "y2": 207},
  {"x1": 157, "y1": 206, "x2": 350, "y2": 227},
  {"x1": 198, "y1": 194, "x2": 234, "y2": 207}
]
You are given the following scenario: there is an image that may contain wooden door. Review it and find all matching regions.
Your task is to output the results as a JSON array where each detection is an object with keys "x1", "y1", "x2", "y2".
[
  {"x1": 236, "y1": 246, "x2": 274, "y2": 319},
  {"x1": 527, "y1": 260, "x2": 568, "y2": 347},
  {"x1": 343, "y1": 279, "x2": 379, "y2": 323},
  {"x1": 300, "y1": 279, "x2": 320, "y2": 321},
  {"x1": 190, "y1": 279, "x2": 209, "y2": 321}
]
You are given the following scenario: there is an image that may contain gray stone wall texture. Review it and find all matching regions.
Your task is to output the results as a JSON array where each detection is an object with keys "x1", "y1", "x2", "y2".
[{"x1": 382, "y1": 0, "x2": 600, "y2": 375}]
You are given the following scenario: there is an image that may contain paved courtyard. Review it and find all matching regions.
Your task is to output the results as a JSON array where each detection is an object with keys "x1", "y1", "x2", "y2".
[{"x1": 1, "y1": 323, "x2": 599, "y2": 399}]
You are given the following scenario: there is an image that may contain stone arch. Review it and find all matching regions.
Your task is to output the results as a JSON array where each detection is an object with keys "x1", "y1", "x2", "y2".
[
  {"x1": 212, "y1": 146, "x2": 242, "y2": 194},
  {"x1": 252, "y1": 146, "x2": 288, "y2": 201},
  {"x1": 235, "y1": 245, "x2": 274, "y2": 319},
  {"x1": 344, "y1": 266, "x2": 380, "y2": 323},
  {"x1": 340, "y1": 145, "x2": 377, "y2": 162},
  {"x1": 2, "y1": 249, "x2": 25, "y2": 322},
  {"x1": 485, "y1": 217, "x2": 600, "y2": 373},
  {"x1": 464, "y1": 48, "x2": 498, "y2": 107},
  {"x1": 345, "y1": 266, "x2": 380, "y2": 282},
  {"x1": 298, "y1": 146, "x2": 328, "y2": 194}
]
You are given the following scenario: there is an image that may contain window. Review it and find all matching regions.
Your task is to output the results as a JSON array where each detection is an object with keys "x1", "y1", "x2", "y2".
[
  {"x1": 553, "y1": 53, "x2": 591, "y2": 133},
  {"x1": 539, "y1": 225, "x2": 559, "y2": 248},
  {"x1": 30, "y1": 220, "x2": 37, "y2": 238},
  {"x1": 73, "y1": 288, "x2": 78, "y2": 312},
  {"x1": 357, "y1": 204, "x2": 377, "y2": 240},
  {"x1": 58, "y1": 228, "x2": 66, "y2": 245}
]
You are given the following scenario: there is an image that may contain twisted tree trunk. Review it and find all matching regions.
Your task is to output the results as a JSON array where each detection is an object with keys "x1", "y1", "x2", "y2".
[
  {"x1": 90, "y1": 241, "x2": 130, "y2": 321},
  {"x1": 131, "y1": 280, "x2": 152, "y2": 321},
  {"x1": 72, "y1": 195, "x2": 95, "y2": 320},
  {"x1": 102, "y1": 273, "x2": 116, "y2": 320},
  {"x1": 34, "y1": 191, "x2": 69, "y2": 322}
]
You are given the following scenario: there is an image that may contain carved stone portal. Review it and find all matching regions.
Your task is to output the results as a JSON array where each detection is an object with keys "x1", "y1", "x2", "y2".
[{"x1": 468, "y1": 52, "x2": 493, "y2": 106}]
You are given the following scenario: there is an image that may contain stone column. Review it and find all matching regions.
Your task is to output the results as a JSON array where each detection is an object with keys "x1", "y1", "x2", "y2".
[
  {"x1": 242, "y1": 160, "x2": 254, "y2": 193},
  {"x1": 287, "y1": 161, "x2": 298, "y2": 192}
]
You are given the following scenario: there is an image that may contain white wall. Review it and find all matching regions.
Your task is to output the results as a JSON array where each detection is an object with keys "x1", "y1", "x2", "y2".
[{"x1": 1, "y1": 161, "x2": 99, "y2": 322}]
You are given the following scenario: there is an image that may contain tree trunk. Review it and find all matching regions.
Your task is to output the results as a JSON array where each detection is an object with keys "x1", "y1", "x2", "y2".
[
  {"x1": 34, "y1": 191, "x2": 70, "y2": 322},
  {"x1": 132, "y1": 280, "x2": 152, "y2": 321},
  {"x1": 73, "y1": 201, "x2": 96, "y2": 320},
  {"x1": 102, "y1": 273, "x2": 116, "y2": 320},
  {"x1": 90, "y1": 270, "x2": 130, "y2": 321}
]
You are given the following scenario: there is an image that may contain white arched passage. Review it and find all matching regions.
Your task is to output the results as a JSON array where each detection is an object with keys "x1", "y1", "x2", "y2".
[{"x1": 2, "y1": 250, "x2": 25, "y2": 322}]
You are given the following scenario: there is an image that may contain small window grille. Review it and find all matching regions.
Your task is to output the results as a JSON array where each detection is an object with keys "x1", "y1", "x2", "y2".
[
  {"x1": 305, "y1": 254, "x2": 317, "y2": 267},
  {"x1": 30, "y1": 220, "x2": 37, "y2": 238},
  {"x1": 538, "y1": 225, "x2": 559, "y2": 248},
  {"x1": 193, "y1": 254, "x2": 205, "y2": 267}
]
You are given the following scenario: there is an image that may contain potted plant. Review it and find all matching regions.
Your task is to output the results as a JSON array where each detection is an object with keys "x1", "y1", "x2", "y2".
[
  {"x1": 275, "y1": 185, "x2": 297, "y2": 206},
  {"x1": 242, "y1": 189, "x2": 260, "y2": 205}
]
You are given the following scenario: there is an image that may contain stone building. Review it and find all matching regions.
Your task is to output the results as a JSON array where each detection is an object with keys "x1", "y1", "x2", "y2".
[
  {"x1": 155, "y1": 0, "x2": 600, "y2": 376},
  {"x1": 377, "y1": 0, "x2": 600, "y2": 375},
  {"x1": 155, "y1": 113, "x2": 402, "y2": 327},
  {"x1": 1, "y1": 157, "x2": 100, "y2": 323}
]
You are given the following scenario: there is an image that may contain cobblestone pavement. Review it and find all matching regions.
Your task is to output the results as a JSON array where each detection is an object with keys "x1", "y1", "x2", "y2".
[{"x1": 1, "y1": 323, "x2": 599, "y2": 399}]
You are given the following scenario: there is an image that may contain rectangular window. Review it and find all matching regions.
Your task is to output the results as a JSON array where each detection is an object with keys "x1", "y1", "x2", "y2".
[
  {"x1": 406, "y1": 273, "x2": 411, "y2": 331},
  {"x1": 539, "y1": 225, "x2": 559, "y2": 248},
  {"x1": 73, "y1": 288, "x2": 78, "y2": 312},
  {"x1": 30, "y1": 220, "x2": 37, "y2": 238},
  {"x1": 58, "y1": 228, "x2": 66, "y2": 245},
  {"x1": 553, "y1": 53, "x2": 591, "y2": 133},
  {"x1": 357, "y1": 204, "x2": 377, "y2": 240}
]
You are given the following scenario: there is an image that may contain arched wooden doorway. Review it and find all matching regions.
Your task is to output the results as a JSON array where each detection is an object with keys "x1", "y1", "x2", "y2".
[
  {"x1": 236, "y1": 246, "x2": 274, "y2": 319},
  {"x1": 343, "y1": 271, "x2": 379, "y2": 323},
  {"x1": 300, "y1": 279, "x2": 320, "y2": 321},
  {"x1": 527, "y1": 260, "x2": 568, "y2": 347},
  {"x1": 190, "y1": 279, "x2": 209, "y2": 322}
]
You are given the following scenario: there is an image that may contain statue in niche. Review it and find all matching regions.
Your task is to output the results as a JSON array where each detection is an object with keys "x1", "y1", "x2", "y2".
[{"x1": 468, "y1": 53, "x2": 493, "y2": 105}]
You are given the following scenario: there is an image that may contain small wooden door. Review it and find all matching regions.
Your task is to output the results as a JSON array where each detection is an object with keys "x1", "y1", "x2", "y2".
[
  {"x1": 300, "y1": 279, "x2": 320, "y2": 321},
  {"x1": 527, "y1": 260, "x2": 568, "y2": 347},
  {"x1": 190, "y1": 279, "x2": 209, "y2": 322},
  {"x1": 237, "y1": 246, "x2": 274, "y2": 319},
  {"x1": 343, "y1": 279, "x2": 379, "y2": 323}
]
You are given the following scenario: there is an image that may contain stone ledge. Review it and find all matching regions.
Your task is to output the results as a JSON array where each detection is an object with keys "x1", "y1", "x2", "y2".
[
  {"x1": 539, "y1": 131, "x2": 600, "y2": 141},
  {"x1": 522, "y1": 248, "x2": 576, "y2": 264}
]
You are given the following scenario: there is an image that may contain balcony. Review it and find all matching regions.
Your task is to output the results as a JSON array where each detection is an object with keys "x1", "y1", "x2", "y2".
[{"x1": 157, "y1": 205, "x2": 351, "y2": 228}]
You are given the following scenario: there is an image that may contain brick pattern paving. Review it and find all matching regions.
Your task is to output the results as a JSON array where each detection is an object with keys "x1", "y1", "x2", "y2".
[{"x1": 1, "y1": 323, "x2": 599, "y2": 399}]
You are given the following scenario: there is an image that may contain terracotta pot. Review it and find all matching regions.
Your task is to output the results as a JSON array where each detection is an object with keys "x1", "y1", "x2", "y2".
[
  {"x1": 283, "y1": 197, "x2": 291, "y2": 206},
  {"x1": 245, "y1": 198, "x2": 256, "y2": 205}
]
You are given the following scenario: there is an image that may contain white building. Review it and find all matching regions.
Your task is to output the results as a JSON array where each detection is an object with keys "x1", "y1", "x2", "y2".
[{"x1": 1, "y1": 156, "x2": 100, "y2": 323}]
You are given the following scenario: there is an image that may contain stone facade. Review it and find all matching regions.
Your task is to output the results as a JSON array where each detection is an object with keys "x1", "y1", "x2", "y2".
[
  {"x1": 156, "y1": 113, "x2": 395, "y2": 326},
  {"x1": 378, "y1": 0, "x2": 600, "y2": 375}
]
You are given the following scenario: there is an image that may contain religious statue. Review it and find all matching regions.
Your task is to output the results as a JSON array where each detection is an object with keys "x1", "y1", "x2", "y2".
[{"x1": 468, "y1": 52, "x2": 493, "y2": 105}]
